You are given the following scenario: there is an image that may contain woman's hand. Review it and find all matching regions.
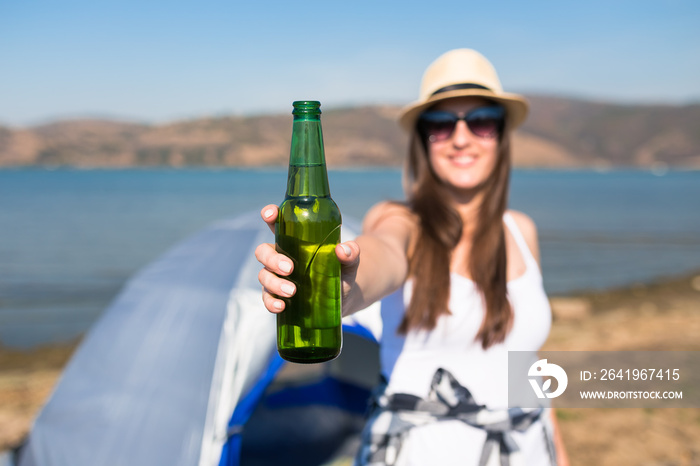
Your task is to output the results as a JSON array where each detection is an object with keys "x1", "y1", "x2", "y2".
[
  {"x1": 550, "y1": 409, "x2": 570, "y2": 466},
  {"x1": 254, "y1": 204, "x2": 360, "y2": 315}
]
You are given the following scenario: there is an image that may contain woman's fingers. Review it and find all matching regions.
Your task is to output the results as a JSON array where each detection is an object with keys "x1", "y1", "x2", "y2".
[
  {"x1": 260, "y1": 204, "x2": 279, "y2": 234},
  {"x1": 254, "y1": 242, "x2": 293, "y2": 276},
  {"x1": 262, "y1": 288, "x2": 286, "y2": 313},
  {"x1": 258, "y1": 267, "x2": 296, "y2": 299},
  {"x1": 256, "y1": 223, "x2": 361, "y2": 314},
  {"x1": 336, "y1": 240, "x2": 359, "y2": 265},
  {"x1": 255, "y1": 242, "x2": 296, "y2": 314},
  {"x1": 258, "y1": 266, "x2": 296, "y2": 314},
  {"x1": 336, "y1": 241, "x2": 360, "y2": 305}
]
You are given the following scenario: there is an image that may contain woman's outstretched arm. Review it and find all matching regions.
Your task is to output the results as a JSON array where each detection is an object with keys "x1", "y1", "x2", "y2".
[{"x1": 255, "y1": 201, "x2": 415, "y2": 317}]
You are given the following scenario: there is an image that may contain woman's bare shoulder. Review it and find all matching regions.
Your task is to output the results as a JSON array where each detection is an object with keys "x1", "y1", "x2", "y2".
[
  {"x1": 507, "y1": 209, "x2": 537, "y2": 233},
  {"x1": 507, "y1": 209, "x2": 540, "y2": 262}
]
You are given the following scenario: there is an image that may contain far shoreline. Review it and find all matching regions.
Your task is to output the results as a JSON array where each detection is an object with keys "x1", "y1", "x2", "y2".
[{"x1": 1, "y1": 165, "x2": 700, "y2": 172}]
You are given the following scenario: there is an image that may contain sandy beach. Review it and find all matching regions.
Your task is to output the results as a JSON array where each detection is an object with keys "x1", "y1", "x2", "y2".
[
  {"x1": 1, "y1": 271, "x2": 699, "y2": 465},
  {"x1": 545, "y1": 272, "x2": 700, "y2": 466}
]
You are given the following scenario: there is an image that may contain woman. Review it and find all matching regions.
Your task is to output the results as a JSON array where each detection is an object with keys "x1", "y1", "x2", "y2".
[{"x1": 255, "y1": 49, "x2": 569, "y2": 466}]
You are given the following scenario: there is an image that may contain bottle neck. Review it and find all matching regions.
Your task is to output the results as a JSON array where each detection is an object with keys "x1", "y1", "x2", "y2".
[{"x1": 286, "y1": 115, "x2": 330, "y2": 197}]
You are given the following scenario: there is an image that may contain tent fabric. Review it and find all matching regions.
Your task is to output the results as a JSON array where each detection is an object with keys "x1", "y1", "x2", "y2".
[
  {"x1": 16, "y1": 211, "x2": 381, "y2": 466},
  {"x1": 219, "y1": 351, "x2": 285, "y2": 466},
  {"x1": 235, "y1": 330, "x2": 381, "y2": 466}
]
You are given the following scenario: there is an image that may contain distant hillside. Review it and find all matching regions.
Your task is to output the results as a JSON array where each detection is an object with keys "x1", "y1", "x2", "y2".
[
  {"x1": 0, "y1": 96, "x2": 698, "y2": 168},
  {"x1": 522, "y1": 95, "x2": 700, "y2": 168}
]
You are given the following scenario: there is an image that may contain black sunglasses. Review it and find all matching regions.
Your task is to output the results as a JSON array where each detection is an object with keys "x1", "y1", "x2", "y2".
[{"x1": 417, "y1": 106, "x2": 506, "y2": 142}]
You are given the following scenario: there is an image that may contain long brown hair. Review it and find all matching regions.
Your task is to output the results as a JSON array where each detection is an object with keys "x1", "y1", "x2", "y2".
[{"x1": 399, "y1": 117, "x2": 513, "y2": 349}]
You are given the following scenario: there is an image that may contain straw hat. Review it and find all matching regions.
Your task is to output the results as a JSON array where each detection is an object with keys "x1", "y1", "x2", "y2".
[{"x1": 398, "y1": 49, "x2": 529, "y2": 132}]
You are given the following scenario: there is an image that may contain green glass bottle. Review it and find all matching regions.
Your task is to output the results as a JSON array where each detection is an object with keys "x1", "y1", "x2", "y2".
[{"x1": 275, "y1": 101, "x2": 342, "y2": 364}]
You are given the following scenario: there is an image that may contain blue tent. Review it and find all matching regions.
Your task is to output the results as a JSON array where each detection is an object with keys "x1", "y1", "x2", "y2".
[{"x1": 15, "y1": 212, "x2": 382, "y2": 466}]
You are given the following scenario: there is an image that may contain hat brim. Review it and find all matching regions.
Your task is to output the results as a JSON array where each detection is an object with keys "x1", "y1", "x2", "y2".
[{"x1": 398, "y1": 89, "x2": 529, "y2": 133}]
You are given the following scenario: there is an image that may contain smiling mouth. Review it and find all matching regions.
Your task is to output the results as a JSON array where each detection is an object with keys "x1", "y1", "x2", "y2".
[{"x1": 449, "y1": 154, "x2": 477, "y2": 167}]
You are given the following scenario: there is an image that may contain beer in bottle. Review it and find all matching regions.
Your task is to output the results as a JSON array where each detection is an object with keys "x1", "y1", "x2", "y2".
[{"x1": 275, "y1": 101, "x2": 342, "y2": 364}]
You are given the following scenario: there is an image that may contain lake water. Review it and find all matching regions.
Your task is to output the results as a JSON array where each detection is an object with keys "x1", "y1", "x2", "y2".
[{"x1": 1, "y1": 168, "x2": 699, "y2": 348}]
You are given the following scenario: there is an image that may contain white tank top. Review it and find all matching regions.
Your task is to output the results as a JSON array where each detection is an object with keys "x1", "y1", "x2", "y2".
[{"x1": 379, "y1": 212, "x2": 552, "y2": 408}]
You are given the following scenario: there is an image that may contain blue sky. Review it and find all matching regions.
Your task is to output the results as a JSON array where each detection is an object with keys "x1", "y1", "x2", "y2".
[{"x1": 1, "y1": 0, "x2": 699, "y2": 126}]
